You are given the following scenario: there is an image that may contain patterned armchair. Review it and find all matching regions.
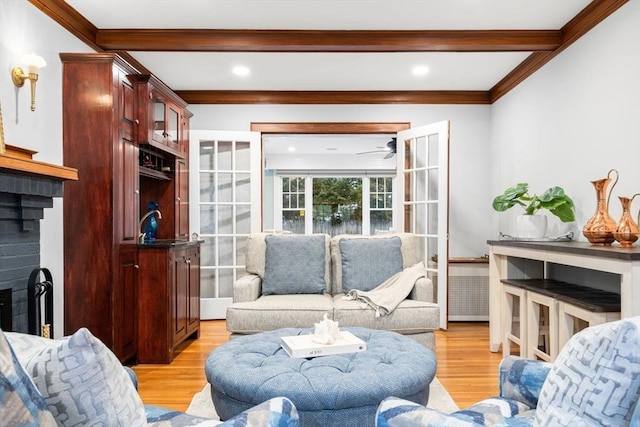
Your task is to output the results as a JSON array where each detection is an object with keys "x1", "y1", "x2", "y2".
[{"x1": 376, "y1": 316, "x2": 640, "y2": 427}]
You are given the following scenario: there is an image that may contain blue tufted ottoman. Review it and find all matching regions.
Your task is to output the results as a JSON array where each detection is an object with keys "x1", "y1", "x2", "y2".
[{"x1": 205, "y1": 327, "x2": 436, "y2": 427}]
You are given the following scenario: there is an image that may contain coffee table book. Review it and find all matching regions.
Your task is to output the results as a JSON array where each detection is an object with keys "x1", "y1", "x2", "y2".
[{"x1": 280, "y1": 331, "x2": 367, "y2": 358}]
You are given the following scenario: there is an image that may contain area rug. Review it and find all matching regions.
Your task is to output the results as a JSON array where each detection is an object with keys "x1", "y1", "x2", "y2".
[{"x1": 186, "y1": 377, "x2": 459, "y2": 420}]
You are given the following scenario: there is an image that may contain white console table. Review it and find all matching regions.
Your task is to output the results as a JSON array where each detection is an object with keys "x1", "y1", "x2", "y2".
[{"x1": 487, "y1": 240, "x2": 640, "y2": 352}]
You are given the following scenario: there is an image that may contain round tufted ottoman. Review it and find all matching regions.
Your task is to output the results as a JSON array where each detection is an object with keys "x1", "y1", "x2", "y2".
[{"x1": 205, "y1": 327, "x2": 436, "y2": 427}]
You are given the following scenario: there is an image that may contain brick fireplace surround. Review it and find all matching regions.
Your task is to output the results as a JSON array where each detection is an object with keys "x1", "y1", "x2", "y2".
[{"x1": 0, "y1": 145, "x2": 77, "y2": 333}]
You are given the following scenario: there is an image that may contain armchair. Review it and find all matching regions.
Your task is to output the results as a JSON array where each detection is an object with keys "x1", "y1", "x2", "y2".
[{"x1": 376, "y1": 316, "x2": 640, "y2": 426}]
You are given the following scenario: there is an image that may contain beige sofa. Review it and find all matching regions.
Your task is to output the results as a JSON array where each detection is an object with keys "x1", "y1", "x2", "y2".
[{"x1": 226, "y1": 232, "x2": 440, "y2": 350}]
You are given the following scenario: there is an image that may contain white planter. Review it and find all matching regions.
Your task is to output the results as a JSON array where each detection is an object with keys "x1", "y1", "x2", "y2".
[{"x1": 516, "y1": 214, "x2": 548, "y2": 239}]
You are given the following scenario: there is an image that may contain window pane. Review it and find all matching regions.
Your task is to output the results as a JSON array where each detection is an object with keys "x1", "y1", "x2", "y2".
[
  {"x1": 283, "y1": 210, "x2": 304, "y2": 234},
  {"x1": 313, "y1": 178, "x2": 362, "y2": 236}
]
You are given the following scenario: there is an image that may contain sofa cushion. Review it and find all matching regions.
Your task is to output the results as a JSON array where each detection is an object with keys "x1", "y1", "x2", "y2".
[
  {"x1": 262, "y1": 234, "x2": 328, "y2": 295},
  {"x1": 333, "y1": 295, "x2": 439, "y2": 334},
  {"x1": 0, "y1": 329, "x2": 57, "y2": 427},
  {"x1": 338, "y1": 236, "x2": 403, "y2": 292},
  {"x1": 24, "y1": 327, "x2": 147, "y2": 427},
  {"x1": 227, "y1": 294, "x2": 335, "y2": 334},
  {"x1": 536, "y1": 317, "x2": 640, "y2": 426}
]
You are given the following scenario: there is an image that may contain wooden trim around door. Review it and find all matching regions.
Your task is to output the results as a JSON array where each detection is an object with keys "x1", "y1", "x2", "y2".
[{"x1": 251, "y1": 122, "x2": 410, "y2": 134}]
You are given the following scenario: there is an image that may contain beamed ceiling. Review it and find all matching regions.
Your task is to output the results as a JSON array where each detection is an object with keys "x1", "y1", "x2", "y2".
[{"x1": 29, "y1": 0, "x2": 628, "y2": 104}]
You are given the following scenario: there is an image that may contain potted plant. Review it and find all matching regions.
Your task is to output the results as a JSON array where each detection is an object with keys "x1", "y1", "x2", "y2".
[{"x1": 492, "y1": 183, "x2": 575, "y2": 238}]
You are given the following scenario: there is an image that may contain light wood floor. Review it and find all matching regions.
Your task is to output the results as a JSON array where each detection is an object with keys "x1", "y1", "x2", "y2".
[{"x1": 132, "y1": 321, "x2": 503, "y2": 411}]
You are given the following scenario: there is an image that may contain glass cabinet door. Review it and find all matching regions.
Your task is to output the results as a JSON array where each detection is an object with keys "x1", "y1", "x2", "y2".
[
  {"x1": 166, "y1": 105, "x2": 180, "y2": 151},
  {"x1": 153, "y1": 96, "x2": 166, "y2": 144}
]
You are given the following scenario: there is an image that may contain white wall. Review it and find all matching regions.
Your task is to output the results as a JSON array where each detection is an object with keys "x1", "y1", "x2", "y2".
[
  {"x1": 2, "y1": 0, "x2": 638, "y2": 334},
  {"x1": 1, "y1": 0, "x2": 93, "y2": 338},
  {"x1": 491, "y1": 1, "x2": 640, "y2": 240},
  {"x1": 190, "y1": 104, "x2": 493, "y2": 257}
]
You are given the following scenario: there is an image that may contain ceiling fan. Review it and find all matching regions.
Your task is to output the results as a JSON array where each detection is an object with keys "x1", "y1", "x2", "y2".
[{"x1": 356, "y1": 138, "x2": 397, "y2": 159}]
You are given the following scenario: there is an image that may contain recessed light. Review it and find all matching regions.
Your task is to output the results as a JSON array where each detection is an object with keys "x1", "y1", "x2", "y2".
[
  {"x1": 232, "y1": 65, "x2": 250, "y2": 77},
  {"x1": 288, "y1": 146, "x2": 295, "y2": 152},
  {"x1": 412, "y1": 65, "x2": 429, "y2": 76}
]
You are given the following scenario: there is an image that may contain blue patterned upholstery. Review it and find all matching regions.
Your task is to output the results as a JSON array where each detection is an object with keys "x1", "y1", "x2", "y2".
[
  {"x1": 145, "y1": 397, "x2": 299, "y2": 426},
  {"x1": 3, "y1": 329, "x2": 300, "y2": 427},
  {"x1": 207, "y1": 327, "x2": 436, "y2": 427},
  {"x1": 376, "y1": 316, "x2": 640, "y2": 427},
  {"x1": 23, "y1": 327, "x2": 147, "y2": 426},
  {"x1": 0, "y1": 328, "x2": 56, "y2": 426}
]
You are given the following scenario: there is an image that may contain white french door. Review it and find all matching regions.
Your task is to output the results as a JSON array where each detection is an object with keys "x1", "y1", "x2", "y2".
[
  {"x1": 396, "y1": 121, "x2": 450, "y2": 329},
  {"x1": 190, "y1": 130, "x2": 261, "y2": 319}
]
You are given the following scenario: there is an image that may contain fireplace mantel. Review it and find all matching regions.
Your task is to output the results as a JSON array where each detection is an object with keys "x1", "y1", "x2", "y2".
[
  {"x1": 0, "y1": 144, "x2": 77, "y2": 333},
  {"x1": 0, "y1": 145, "x2": 78, "y2": 181}
]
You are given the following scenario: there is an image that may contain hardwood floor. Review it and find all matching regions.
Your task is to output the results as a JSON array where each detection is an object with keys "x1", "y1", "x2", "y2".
[{"x1": 132, "y1": 321, "x2": 503, "y2": 412}]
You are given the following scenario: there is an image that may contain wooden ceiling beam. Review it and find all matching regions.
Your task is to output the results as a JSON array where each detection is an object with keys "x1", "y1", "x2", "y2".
[
  {"x1": 176, "y1": 90, "x2": 491, "y2": 105},
  {"x1": 96, "y1": 29, "x2": 560, "y2": 53},
  {"x1": 490, "y1": 0, "x2": 628, "y2": 102}
]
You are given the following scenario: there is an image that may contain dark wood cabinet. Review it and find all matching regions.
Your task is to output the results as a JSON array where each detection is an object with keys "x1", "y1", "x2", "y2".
[
  {"x1": 116, "y1": 244, "x2": 138, "y2": 362},
  {"x1": 61, "y1": 53, "x2": 197, "y2": 364},
  {"x1": 129, "y1": 74, "x2": 188, "y2": 158},
  {"x1": 137, "y1": 242, "x2": 201, "y2": 364},
  {"x1": 61, "y1": 53, "x2": 139, "y2": 361}
]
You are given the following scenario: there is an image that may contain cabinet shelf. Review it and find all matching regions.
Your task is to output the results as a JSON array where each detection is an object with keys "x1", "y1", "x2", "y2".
[
  {"x1": 139, "y1": 166, "x2": 171, "y2": 180},
  {"x1": 139, "y1": 146, "x2": 172, "y2": 180}
]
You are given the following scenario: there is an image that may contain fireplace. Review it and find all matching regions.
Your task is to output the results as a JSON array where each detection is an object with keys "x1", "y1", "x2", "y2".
[{"x1": 0, "y1": 145, "x2": 77, "y2": 333}]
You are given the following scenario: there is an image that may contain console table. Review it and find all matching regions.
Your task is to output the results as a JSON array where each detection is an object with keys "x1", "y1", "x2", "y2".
[{"x1": 487, "y1": 240, "x2": 640, "y2": 352}]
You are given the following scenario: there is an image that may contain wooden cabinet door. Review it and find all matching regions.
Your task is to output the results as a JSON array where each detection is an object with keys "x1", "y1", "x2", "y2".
[
  {"x1": 187, "y1": 246, "x2": 200, "y2": 336},
  {"x1": 118, "y1": 72, "x2": 139, "y2": 241},
  {"x1": 172, "y1": 247, "x2": 188, "y2": 345},
  {"x1": 175, "y1": 158, "x2": 189, "y2": 239},
  {"x1": 115, "y1": 245, "x2": 138, "y2": 362}
]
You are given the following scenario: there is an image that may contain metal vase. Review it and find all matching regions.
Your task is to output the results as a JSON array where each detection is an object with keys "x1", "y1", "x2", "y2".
[
  {"x1": 582, "y1": 169, "x2": 618, "y2": 245},
  {"x1": 613, "y1": 194, "x2": 640, "y2": 247}
]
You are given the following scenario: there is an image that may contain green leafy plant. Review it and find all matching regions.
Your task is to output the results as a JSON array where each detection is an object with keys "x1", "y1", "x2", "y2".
[{"x1": 492, "y1": 183, "x2": 576, "y2": 222}]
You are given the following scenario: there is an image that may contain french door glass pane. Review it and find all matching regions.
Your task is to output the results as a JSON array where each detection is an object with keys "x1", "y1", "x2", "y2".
[
  {"x1": 236, "y1": 205, "x2": 251, "y2": 235},
  {"x1": 217, "y1": 142, "x2": 233, "y2": 170},
  {"x1": 200, "y1": 205, "x2": 215, "y2": 234},
  {"x1": 236, "y1": 141, "x2": 251, "y2": 170},
  {"x1": 201, "y1": 269, "x2": 216, "y2": 298},
  {"x1": 236, "y1": 173, "x2": 251, "y2": 202},
  {"x1": 218, "y1": 206, "x2": 233, "y2": 234},
  {"x1": 218, "y1": 268, "x2": 233, "y2": 298},
  {"x1": 218, "y1": 173, "x2": 233, "y2": 203}
]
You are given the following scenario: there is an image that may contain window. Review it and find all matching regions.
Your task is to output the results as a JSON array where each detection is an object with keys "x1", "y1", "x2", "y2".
[
  {"x1": 276, "y1": 174, "x2": 393, "y2": 236},
  {"x1": 369, "y1": 177, "x2": 393, "y2": 234},
  {"x1": 282, "y1": 177, "x2": 305, "y2": 234}
]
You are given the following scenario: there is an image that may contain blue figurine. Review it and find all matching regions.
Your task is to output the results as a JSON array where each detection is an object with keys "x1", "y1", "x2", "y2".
[{"x1": 143, "y1": 201, "x2": 161, "y2": 241}]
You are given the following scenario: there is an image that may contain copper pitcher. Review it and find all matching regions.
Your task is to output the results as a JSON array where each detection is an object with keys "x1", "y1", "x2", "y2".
[
  {"x1": 582, "y1": 169, "x2": 618, "y2": 245},
  {"x1": 613, "y1": 194, "x2": 640, "y2": 247}
]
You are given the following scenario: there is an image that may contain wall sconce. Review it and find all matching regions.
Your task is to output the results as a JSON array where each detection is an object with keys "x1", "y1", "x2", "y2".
[{"x1": 11, "y1": 54, "x2": 47, "y2": 112}]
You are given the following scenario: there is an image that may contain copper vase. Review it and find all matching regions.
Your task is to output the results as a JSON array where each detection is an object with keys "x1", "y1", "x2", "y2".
[
  {"x1": 582, "y1": 169, "x2": 618, "y2": 245},
  {"x1": 613, "y1": 194, "x2": 640, "y2": 247}
]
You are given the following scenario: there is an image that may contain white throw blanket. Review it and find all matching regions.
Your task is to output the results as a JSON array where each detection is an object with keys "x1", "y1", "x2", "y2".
[{"x1": 343, "y1": 263, "x2": 426, "y2": 317}]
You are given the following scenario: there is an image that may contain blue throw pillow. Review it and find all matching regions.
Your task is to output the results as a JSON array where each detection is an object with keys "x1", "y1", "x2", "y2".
[
  {"x1": 0, "y1": 329, "x2": 56, "y2": 426},
  {"x1": 340, "y1": 237, "x2": 403, "y2": 292},
  {"x1": 536, "y1": 317, "x2": 640, "y2": 426},
  {"x1": 262, "y1": 234, "x2": 327, "y2": 295},
  {"x1": 24, "y1": 327, "x2": 147, "y2": 427}
]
